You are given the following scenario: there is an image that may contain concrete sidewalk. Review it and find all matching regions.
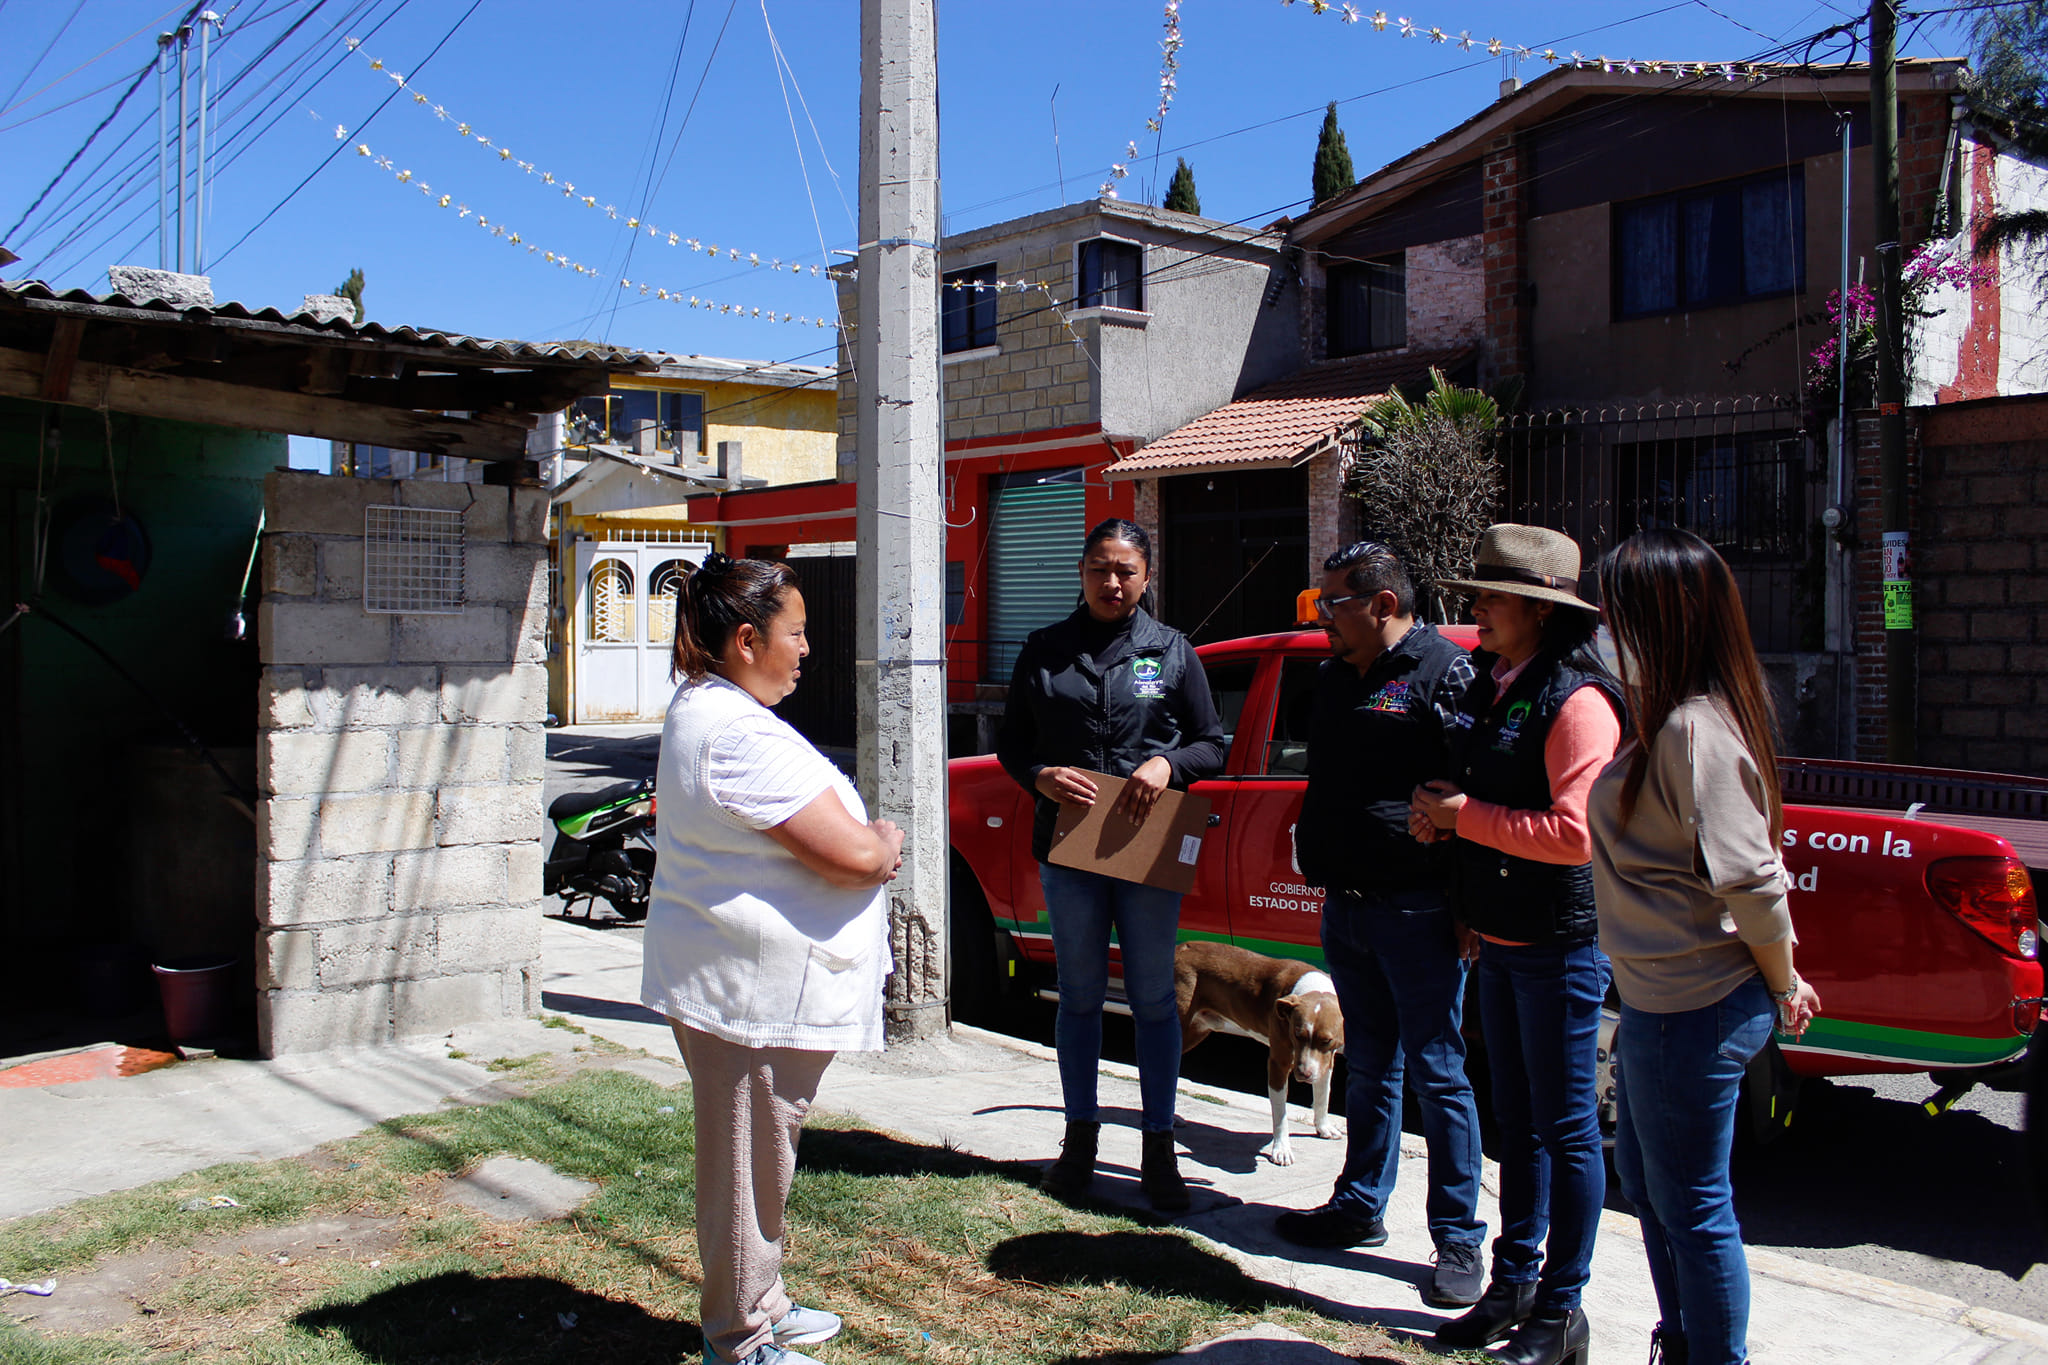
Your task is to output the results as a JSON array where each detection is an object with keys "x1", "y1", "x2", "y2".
[{"x1": 4, "y1": 915, "x2": 2045, "y2": 1364}]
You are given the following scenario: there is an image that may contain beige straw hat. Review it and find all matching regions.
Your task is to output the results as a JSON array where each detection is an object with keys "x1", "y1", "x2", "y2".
[{"x1": 1436, "y1": 523, "x2": 1597, "y2": 613}]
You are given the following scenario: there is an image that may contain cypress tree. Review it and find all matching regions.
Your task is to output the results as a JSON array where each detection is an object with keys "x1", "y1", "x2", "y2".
[
  {"x1": 1163, "y1": 158, "x2": 1201, "y2": 215},
  {"x1": 336, "y1": 267, "x2": 366, "y2": 324},
  {"x1": 1311, "y1": 102, "x2": 1355, "y2": 206}
]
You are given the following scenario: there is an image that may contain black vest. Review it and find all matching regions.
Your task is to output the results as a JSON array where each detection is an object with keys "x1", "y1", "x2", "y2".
[
  {"x1": 1296, "y1": 625, "x2": 1467, "y2": 896},
  {"x1": 1448, "y1": 652, "x2": 1622, "y2": 945}
]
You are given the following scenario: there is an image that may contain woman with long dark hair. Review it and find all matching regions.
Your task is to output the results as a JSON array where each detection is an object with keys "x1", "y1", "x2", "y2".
[
  {"x1": 1591, "y1": 529, "x2": 1820, "y2": 1365},
  {"x1": 997, "y1": 517, "x2": 1226, "y2": 1211},
  {"x1": 641, "y1": 551, "x2": 904, "y2": 1365},
  {"x1": 1410, "y1": 525, "x2": 1624, "y2": 1365}
]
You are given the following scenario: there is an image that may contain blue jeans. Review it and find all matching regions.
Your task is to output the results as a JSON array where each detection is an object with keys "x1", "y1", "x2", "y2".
[
  {"x1": 1040, "y1": 863, "x2": 1184, "y2": 1133},
  {"x1": 1475, "y1": 938, "x2": 1612, "y2": 1314},
  {"x1": 1320, "y1": 888, "x2": 1485, "y2": 1250},
  {"x1": 1614, "y1": 975, "x2": 1775, "y2": 1365}
]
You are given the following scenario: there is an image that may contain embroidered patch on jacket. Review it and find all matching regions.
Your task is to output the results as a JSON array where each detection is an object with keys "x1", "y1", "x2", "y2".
[
  {"x1": 1132, "y1": 656, "x2": 1166, "y2": 699},
  {"x1": 1364, "y1": 679, "x2": 1413, "y2": 714},
  {"x1": 1493, "y1": 699, "x2": 1534, "y2": 751}
]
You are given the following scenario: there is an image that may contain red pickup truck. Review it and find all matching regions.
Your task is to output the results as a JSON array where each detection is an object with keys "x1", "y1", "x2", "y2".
[{"x1": 947, "y1": 625, "x2": 2046, "y2": 1135}]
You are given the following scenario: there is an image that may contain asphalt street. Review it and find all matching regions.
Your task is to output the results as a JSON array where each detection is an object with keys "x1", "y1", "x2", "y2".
[{"x1": 544, "y1": 723, "x2": 2048, "y2": 1327}]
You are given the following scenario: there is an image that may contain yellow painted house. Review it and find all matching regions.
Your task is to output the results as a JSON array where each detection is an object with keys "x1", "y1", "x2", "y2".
[{"x1": 546, "y1": 354, "x2": 836, "y2": 723}]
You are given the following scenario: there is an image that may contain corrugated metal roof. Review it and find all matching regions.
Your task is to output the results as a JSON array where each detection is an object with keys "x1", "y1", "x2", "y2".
[
  {"x1": 1103, "y1": 347, "x2": 1474, "y2": 479},
  {"x1": 0, "y1": 280, "x2": 659, "y2": 369}
]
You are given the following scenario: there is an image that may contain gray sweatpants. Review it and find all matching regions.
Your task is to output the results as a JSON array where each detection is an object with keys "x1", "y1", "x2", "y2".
[{"x1": 671, "y1": 1020, "x2": 834, "y2": 1364}]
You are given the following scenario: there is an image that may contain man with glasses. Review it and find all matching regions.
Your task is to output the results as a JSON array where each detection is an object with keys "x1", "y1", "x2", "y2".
[{"x1": 1275, "y1": 541, "x2": 1488, "y2": 1311}]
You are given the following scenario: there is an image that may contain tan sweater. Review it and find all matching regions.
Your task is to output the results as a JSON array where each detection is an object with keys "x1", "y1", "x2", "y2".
[{"x1": 1589, "y1": 695, "x2": 1794, "y2": 1013}]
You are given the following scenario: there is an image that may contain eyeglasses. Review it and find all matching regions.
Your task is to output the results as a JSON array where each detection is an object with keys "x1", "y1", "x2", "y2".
[{"x1": 1313, "y1": 592, "x2": 1366, "y2": 620}]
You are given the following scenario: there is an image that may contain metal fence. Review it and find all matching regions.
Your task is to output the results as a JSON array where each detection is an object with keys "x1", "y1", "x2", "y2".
[{"x1": 1495, "y1": 398, "x2": 1822, "y2": 654}]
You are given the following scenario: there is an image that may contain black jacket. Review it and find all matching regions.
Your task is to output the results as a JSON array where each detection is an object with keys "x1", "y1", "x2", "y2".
[
  {"x1": 998, "y1": 607, "x2": 1227, "y2": 863},
  {"x1": 1447, "y1": 649, "x2": 1624, "y2": 945},
  {"x1": 1295, "y1": 623, "x2": 1473, "y2": 897}
]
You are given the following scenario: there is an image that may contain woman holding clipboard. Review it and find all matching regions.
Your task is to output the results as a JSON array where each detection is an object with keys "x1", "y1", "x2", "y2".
[{"x1": 997, "y1": 517, "x2": 1226, "y2": 1211}]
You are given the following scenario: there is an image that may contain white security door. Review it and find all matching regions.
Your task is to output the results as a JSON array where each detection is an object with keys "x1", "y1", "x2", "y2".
[{"x1": 572, "y1": 541, "x2": 710, "y2": 722}]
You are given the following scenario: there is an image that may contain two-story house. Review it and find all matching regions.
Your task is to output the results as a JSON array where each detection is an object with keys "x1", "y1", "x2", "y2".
[{"x1": 684, "y1": 197, "x2": 1307, "y2": 748}]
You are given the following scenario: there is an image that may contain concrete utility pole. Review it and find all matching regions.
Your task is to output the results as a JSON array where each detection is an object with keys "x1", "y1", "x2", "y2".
[
  {"x1": 1870, "y1": 0, "x2": 1916, "y2": 762},
  {"x1": 857, "y1": 0, "x2": 948, "y2": 1042}
]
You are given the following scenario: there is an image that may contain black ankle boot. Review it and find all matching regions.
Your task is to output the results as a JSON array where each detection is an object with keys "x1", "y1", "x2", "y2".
[
  {"x1": 1140, "y1": 1128, "x2": 1190, "y2": 1212},
  {"x1": 1041, "y1": 1120, "x2": 1099, "y2": 1197},
  {"x1": 1434, "y1": 1279, "x2": 1537, "y2": 1350},
  {"x1": 1649, "y1": 1321, "x2": 1689, "y2": 1364},
  {"x1": 1485, "y1": 1306, "x2": 1589, "y2": 1365}
]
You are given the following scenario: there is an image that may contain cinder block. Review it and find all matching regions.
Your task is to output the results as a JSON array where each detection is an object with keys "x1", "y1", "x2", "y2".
[
  {"x1": 320, "y1": 539, "x2": 365, "y2": 602},
  {"x1": 507, "y1": 725, "x2": 547, "y2": 783},
  {"x1": 320, "y1": 790, "x2": 438, "y2": 855},
  {"x1": 259, "y1": 668, "x2": 316, "y2": 730},
  {"x1": 259, "y1": 982, "x2": 395, "y2": 1056},
  {"x1": 260, "y1": 729, "x2": 392, "y2": 796},
  {"x1": 390, "y1": 971, "x2": 508, "y2": 1039},
  {"x1": 395, "y1": 725, "x2": 509, "y2": 787},
  {"x1": 507, "y1": 840, "x2": 544, "y2": 903},
  {"x1": 511, "y1": 488, "x2": 550, "y2": 544},
  {"x1": 315, "y1": 915, "x2": 438, "y2": 989},
  {"x1": 263, "y1": 536, "x2": 317, "y2": 597},
  {"x1": 467, "y1": 544, "x2": 547, "y2": 606},
  {"x1": 514, "y1": 599, "x2": 547, "y2": 664},
  {"x1": 397, "y1": 478, "x2": 474, "y2": 512},
  {"x1": 394, "y1": 606, "x2": 512, "y2": 665},
  {"x1": 259, "y1": 599, "x2": 392, "y2": 666},
  {"x1": 442, "y1": 664, "x2": 548, "y2": 723},
  {"x1": 261, "y1": 853, "x2": 393, "y2": 926},
  {"x1": 306, "y1": 667, "x2": 442, "y2": 729},
  {"x1": 467, "y1": 486, "x2": 512, "y2": 541},
  {"x1": 391, "y1": 843, "x2": 509, "y2": 911},
  {"x1": 437, "y1": 906, "x2": 541, "y2": 973},
  {"x1": 259, "y1": 796, "x2": 319, "y2": 862},
  {"x1": 266, "y1": 469, "x2": 386, "y2": 537},
  {"x1": 257, "y1": 928, "x2": 316, "y2": 990},
  {"x1": 438, "y1": 783, "x2": 544, "y2": 846}
]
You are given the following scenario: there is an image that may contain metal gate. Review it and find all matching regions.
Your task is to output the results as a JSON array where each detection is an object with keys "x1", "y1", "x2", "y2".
[{"x1": 570, "y1": 539, "x2": 711, "y2": 722}]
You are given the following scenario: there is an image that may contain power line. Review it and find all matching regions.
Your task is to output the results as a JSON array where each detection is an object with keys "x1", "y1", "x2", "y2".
[
  {"x1": 599, "y1": 1, "x2": 698, "y2": 343},
  {"x1": 0, "y1": 0, "x2": 92, "y2": 119}
]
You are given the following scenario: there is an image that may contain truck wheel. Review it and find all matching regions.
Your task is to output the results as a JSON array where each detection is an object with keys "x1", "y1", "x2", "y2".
[
  {"x1": 1739, "y1": 1040, "x2": 1802, "y2": 1149},
  {"x1": 949, "y1": 853, "x2": 1022, "y2": 1031}
]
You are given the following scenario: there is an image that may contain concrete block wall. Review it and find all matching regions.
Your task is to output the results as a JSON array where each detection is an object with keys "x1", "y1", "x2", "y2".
[{"x1": 254, "y1": 469, "x2": 550, "y2": 1055}]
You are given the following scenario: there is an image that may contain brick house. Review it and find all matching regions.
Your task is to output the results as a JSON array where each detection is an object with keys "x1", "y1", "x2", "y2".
[
  {"x1": 1281, "y1": 59, "x2": 2048, "y2": 765},
  {"x1": 684, "y1": 197, "x2": 1304, "y2": 748}
]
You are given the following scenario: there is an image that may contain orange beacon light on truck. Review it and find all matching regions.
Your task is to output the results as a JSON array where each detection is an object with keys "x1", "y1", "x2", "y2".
[{"x1": 1295, "y1": 587, "x2": 1323, "y2": 627}]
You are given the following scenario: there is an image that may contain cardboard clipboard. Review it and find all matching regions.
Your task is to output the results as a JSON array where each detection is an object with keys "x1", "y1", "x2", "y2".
[{"x1": 1047, "y1": 769, "x2": 1213, "y2": 894}]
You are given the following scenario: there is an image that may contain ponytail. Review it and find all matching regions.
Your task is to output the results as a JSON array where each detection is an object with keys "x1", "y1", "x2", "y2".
[{"x1": 671, "y1": 550, "x2": 801, "y2": 681}]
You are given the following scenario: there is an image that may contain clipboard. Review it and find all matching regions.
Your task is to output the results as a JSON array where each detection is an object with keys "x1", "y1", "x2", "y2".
[{"x1": 1047, "y1": 769, "x2": 1213, "y2": 894}]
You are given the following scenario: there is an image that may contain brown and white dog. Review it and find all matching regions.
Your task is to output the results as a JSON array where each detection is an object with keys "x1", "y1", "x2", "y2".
[{"x1": 1173, "y1": 940, "x2": 1344, "y2": 1166}]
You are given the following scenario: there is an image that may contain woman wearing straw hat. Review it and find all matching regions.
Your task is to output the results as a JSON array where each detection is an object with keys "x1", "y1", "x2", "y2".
[{"x1": 1410, "y1": 524, "x2": 1624, "y2": 1365}]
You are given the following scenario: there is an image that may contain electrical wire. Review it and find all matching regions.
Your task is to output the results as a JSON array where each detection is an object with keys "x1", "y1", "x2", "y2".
[
  {"x1": 0, "y1": 0, "x2": 91, "y2": 120},
  {"x1": 598, "y1": 1, "x2": 698, "y2": 343},
  {"x1": 0, "y1": 0, "x2": 189, "y2": 121}
]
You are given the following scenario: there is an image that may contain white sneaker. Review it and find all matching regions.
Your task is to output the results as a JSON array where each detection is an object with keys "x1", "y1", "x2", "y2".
[
  {"x1": 703, "y1": 1342, "x2": 825, "y2": 1365},
  {"x1": 772, "y1": 1304, "x2": 843, "y2": 1347}
]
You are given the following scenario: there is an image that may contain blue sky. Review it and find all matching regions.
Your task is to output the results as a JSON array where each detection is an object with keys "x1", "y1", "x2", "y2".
[{"x1": 4, "y1": 0, "x2": 1964, "y2": 423}]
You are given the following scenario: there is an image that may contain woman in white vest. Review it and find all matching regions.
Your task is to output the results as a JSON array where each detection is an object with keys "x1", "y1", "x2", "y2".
[{"x1": 640, "y1": 551, "x2": 904, "y2": 1365}]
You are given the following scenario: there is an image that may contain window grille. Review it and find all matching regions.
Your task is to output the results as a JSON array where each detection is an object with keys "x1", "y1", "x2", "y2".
[{"x1": 363, "y1": 505, "x2": 466, "y2": 614}]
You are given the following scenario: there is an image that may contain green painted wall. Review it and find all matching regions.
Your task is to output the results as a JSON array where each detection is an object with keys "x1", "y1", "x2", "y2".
[{"x1": 0, "y1": 397, "x2": 277, "y2": 1018}]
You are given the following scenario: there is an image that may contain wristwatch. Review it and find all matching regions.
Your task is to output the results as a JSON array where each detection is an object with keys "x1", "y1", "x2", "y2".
[{"x1": 1770, "y1": 976, "x2": 1801, "y2": 1005}]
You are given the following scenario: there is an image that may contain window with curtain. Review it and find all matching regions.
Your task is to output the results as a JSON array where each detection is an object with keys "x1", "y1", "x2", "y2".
[
  {"x1": 1326, "y1": 254, "x2": 1407, "y2": 357},
  {"x1": 1078, "y1": 238, "x2": 1144, "y2": 311},
  {"x1": 1615, "y1": 166, "x2": 1805, "y2": 318},
  {"x1": 942, "y1": 264, "x2": 1000, "y2": 352}
]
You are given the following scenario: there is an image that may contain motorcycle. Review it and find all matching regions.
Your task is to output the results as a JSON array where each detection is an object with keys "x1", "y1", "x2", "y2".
[{"x1": 543, "y1": 777, "x2": 656, "y2": 921}]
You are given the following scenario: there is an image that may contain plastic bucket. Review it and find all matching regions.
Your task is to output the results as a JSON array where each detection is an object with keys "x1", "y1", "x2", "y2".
[{"x1": 152, "y1": 956, "x2": 238, "y2": 1044}]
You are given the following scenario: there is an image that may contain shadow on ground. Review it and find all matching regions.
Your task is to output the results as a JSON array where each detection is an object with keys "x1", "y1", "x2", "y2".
[{"x1": 294, "y1": 1270, "x2": 698, "y2": 1364}]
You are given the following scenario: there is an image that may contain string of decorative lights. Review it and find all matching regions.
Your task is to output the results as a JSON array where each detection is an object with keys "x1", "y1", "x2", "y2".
[
  {"x1": 1277, "y1": 1, "x2": 1776, "y2": 79},
  {"x1": 336, "y1": 36, "x2": 837, "y2": 278},
  {"x1": 1100, "y1": 0, "x2": 1184, "y2": 199}
]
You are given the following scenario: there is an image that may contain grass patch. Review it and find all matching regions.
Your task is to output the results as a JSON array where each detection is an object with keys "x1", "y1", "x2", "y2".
[
  {"x1": 1, "y1": 1070, "x2": 1426, "y2": 1364},
  {"x1": 482, "y1": 1053, "x2": 552, "y2": 1076}
]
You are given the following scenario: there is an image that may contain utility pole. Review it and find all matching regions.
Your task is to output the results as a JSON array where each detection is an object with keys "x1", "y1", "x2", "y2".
[
  {"x1": 1870, "y1": 0, "x2": 1915, "y2": 762},
  {"x1": 857, "y1": 0, "x2": 948, "y2": 1042}
]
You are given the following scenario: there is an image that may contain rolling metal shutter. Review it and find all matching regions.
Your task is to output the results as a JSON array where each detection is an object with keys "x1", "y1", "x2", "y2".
[{"x1": 986, "y1": 470, "x2": 1085, "y2": 680}]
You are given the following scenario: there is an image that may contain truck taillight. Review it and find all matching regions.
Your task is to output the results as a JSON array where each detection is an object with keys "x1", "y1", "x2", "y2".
[{"x1": 1927, "y1": 857, "x2": 2038, "y2": 960}]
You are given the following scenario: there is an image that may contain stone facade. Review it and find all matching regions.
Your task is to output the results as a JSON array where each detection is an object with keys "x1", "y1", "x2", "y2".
[
  {"x1": 1479, "y1": 135, "x2": 1528, "y2": 386},
  {"x1": 254, "y1": 470, "x2": 549, "y2": 1055}
]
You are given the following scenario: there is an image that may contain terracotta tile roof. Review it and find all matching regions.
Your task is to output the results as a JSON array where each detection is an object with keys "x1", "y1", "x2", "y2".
[{"x1": 1103, "y1": 347, "x2": 1473, "y2": 480}]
